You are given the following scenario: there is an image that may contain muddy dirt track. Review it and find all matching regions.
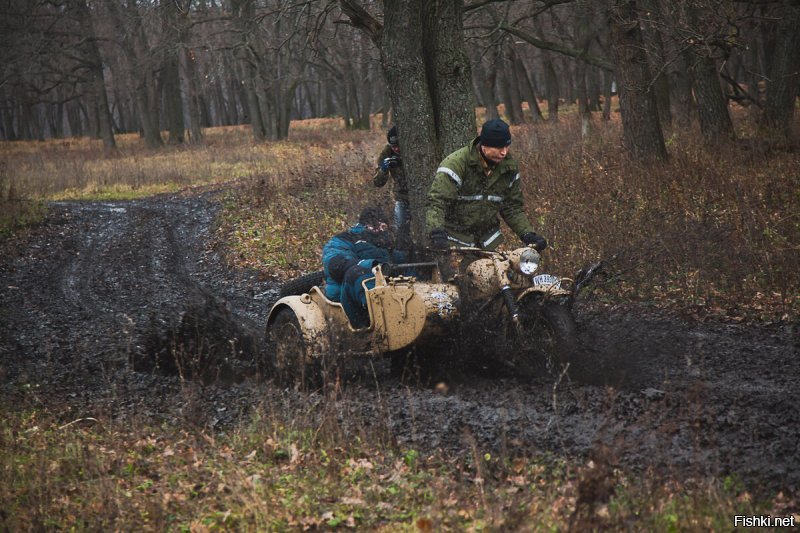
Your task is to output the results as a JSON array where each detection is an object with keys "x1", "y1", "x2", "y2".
[{"x1": 1, "y1": 192, "x2": 798, "y2": 495}]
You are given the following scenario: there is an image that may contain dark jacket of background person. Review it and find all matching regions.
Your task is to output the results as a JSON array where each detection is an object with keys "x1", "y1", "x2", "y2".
[{"x1": 373, "y1": 143, "x2": 408, "y2": 204}]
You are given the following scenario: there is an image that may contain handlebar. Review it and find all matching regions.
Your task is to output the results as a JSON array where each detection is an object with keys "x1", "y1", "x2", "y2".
[{"x1": 423, "y1": 246, "x2": 511, "y2": 259}]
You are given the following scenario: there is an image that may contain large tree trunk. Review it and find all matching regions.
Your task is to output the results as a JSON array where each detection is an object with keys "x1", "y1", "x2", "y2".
[
  {"x1": 370, "y1": 0, "x2": 475, "y2": 246},
  {"x1": 106, "y1": 0, "x2": 163, "y2": 148},
  {"x1": 499, "y1": 50, "x2": 524, "y2": 124},
  {"x1": 182, "y1": 47, "x2": 204, "y2": 143},
  {"x1": 758, "y1": 1, "x2": 800, "y2": 144},
  {"x1": 424, "y1": 0, "x2": 476, "y2": 154},
  {"x1": 543, "y1": 56, "x2": 560, "y2": 122},
  {"x1": 243, "y1": 62, "x2": 267, "y2": 140},
  {"x1": 472, "y1": 57, "x2": 500, "y2": 121},
  {"x1": 679, "y1": 0, "x2": 734, "y2": 143},
  {"x1": 381, "y1": 0, "x2": 441, "y2": 245},
  {"x1": 0, "y1": 88, "x2": 18, "y2": 141},
  {"x1": 66, "y1": 100, "x2": 82, "y2": 137},
  {"x1": 231, "y1": 0, "x2": 266, "y2": 141},
  {"x1": 79, "y1": 15, "x2": 116, "y2": 150},
  {"x1": 607, "y1": 0, "x2": 667, "y2": 161},
  {"x1": 639, "y1": 0, "x2": 672, "y2": 132}
]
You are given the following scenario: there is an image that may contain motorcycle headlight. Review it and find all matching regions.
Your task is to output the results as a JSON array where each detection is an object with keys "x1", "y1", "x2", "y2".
[{"x1": 518, "y1": 248, "x2": 540, "y2": 275}]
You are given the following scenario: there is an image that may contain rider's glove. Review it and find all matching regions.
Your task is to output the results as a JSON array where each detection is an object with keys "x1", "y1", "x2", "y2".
[
  {"x1": 522, "y1": 232, "x2": 548, "y2": 251},
  {"x1": 429, "y1": 228, "x2": 450, "y2": 251}
]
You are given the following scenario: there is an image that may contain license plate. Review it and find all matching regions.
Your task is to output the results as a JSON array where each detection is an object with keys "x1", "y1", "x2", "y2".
[{"x1": 532, "y1": 274, "x2": 561, "y2": 288}]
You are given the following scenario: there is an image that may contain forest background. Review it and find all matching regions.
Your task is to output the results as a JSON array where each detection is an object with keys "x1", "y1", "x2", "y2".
[
  {"x1": 1, "y1": 1, "x2": 799, "y2": 529},
  {"x1": 2, "y1": 0, "x2": 798, "y2": 319}
]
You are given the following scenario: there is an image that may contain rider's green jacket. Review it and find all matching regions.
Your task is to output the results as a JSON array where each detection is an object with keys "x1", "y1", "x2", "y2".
[{"x1": 425, "y1": 137, "x2": 534, "y2": 249}]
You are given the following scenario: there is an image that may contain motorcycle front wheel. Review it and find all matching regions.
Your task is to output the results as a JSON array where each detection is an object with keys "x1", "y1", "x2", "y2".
[{"x1": 507, "y1": 299, "x2": 579, "y2": 375}]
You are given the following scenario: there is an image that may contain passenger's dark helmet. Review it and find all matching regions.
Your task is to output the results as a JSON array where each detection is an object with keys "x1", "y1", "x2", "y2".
[{"x1": 358, "y1": 205, "x2": 390, "y2": 228}]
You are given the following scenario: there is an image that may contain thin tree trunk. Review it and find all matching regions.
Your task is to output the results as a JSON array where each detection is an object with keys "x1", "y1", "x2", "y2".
[
  {"x1": 544, "y1": 58, "x2": 560, "y2": 122},
  {"x1": 514, "y1": 51, "x2": 544, "y2": 123},
  {"x1": 602, "y1": 69, "x2": 613, "y2": 120},
  {"x1": 182, "y1": 47, "x2": 204, "y2": 143},
  {"x1": 687, "y1": 54, "x2": 736, "y2": 143}
]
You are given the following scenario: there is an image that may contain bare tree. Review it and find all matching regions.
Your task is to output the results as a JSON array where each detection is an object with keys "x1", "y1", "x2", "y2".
[
  {"x1": 104, "y1": 0, "x2": 164, "y2": 147},
  {"x1": 607, "y1": 0, "x2": 667, "y2": 160},
  {"x1": 672, "y1": 0, "x2": 736, "y2": 143}
]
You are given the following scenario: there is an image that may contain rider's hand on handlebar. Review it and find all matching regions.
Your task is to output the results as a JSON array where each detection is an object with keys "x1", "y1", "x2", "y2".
[{"x1": 522, "y1": 232, "x2": 548, "y2": 251}]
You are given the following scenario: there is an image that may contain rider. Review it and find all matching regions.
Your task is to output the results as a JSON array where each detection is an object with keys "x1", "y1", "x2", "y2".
[
  {"x1": 322, "y1": 206, "x2": 404, "y2": 328},
  {"x1": 425, "y1": 118, "x2": 547, "y2": 252},
  {"x1": 373, "y1": 125, "x2": 410, "y2": 248}
]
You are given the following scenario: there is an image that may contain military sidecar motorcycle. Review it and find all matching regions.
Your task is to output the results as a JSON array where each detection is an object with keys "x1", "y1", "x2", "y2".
[{"x1": 265, "y1": 246, "x2": 598, "y2": 386}]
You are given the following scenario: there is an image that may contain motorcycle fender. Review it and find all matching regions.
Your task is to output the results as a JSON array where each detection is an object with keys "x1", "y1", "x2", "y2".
[
  {"x1": 517, "y1": 285, "x2": 573, "y2": 302},
  {"x1": 266, "y1": 295, "x2": 330, "y2": 356}
]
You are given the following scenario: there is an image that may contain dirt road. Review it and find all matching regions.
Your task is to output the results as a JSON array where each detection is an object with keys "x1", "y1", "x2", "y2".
[{"x1": 1, "y1": 193, "x2": 797, "y2": 494}]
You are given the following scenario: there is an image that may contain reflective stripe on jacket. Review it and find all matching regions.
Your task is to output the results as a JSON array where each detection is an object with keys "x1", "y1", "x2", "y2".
[{"x1": 425, "y1": 137, "x2": 534, "y2": 249}]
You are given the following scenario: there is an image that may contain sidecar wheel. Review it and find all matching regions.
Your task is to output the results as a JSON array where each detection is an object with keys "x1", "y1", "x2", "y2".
[{"x1": 268, "y1": 308, "x2": 321, "y2": 390}]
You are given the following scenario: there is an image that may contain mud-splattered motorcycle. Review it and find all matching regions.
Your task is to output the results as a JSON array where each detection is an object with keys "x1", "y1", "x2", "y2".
[{"x1": 265, "y1": 246, "x2": 600, "y2": 386}]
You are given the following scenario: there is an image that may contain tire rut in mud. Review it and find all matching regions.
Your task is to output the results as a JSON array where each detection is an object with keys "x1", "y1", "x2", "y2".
[{"x1": 0, "y1": 195, "x2": 273, "y2": 420}]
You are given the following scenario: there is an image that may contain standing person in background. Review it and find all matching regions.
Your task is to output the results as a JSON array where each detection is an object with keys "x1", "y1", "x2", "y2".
[
  {"x1": 425, "y1": 118, "x2": 547, "y2": 252},
  {"x1": 373, "y1": 125, "x2": 411, "y2": 249}
]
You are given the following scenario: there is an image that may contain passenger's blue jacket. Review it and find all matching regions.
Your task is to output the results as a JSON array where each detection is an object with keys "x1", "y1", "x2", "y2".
[{"x1": 322, "y1": 224, "x2": 399, "y2": 302}]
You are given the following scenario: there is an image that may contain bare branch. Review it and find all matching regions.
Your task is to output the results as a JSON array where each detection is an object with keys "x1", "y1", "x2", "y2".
[
  {"x1": 498, "y1": 22, "x2": 615, "y2": 71},
  {"x1": 337, "y1": 0, "x2": 382, "y2": 47}
]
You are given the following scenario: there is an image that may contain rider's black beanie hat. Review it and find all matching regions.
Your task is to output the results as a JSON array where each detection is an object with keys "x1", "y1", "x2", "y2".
[
  {"x1": 387, "y1": 125, "x2": 399, "y2": 146},
  {"x1": 479, "y1": 119, "x2": 512, "y2": 148}
]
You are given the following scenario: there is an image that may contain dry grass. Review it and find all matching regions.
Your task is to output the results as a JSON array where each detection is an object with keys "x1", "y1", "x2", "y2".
[
  {"x1": 512, "y1": 113, "x2": 800, "y2": 322},
  {"x1": 2, "y1": 110, "x2": 797, "y2": 318},
  {"x1": 1, "y1": 398, "x2": 781, "y2": 532}
]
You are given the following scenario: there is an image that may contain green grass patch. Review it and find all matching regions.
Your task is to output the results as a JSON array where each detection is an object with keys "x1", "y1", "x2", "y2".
[{"x1": 49, "y1": 182, "x2": 183, "y2": 202}]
